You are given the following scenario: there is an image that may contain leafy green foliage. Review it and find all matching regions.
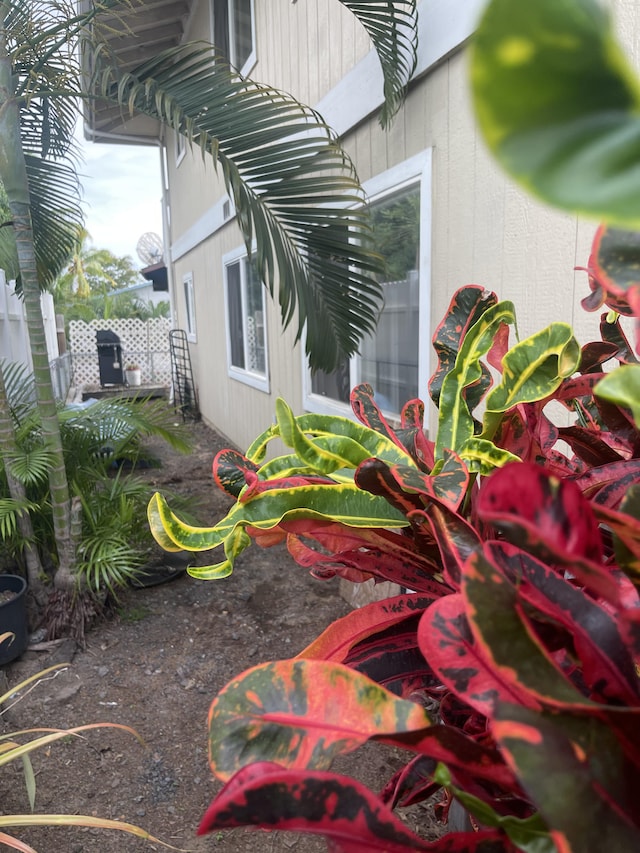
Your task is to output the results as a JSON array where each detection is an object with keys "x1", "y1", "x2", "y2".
[{"x1": 0, "y1": 390, "x2": 191, "y2": 591}]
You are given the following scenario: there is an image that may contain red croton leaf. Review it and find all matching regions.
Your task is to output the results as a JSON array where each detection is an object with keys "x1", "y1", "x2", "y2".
[
  {"x1": 477, "y1": 462, "x2": 603, "y2": 562},
  {"x1": 283, "y1": 519, "x2": 447, "y2": 594},
  {"x1": 399, "y1": 398, "x2": 436, "y2": 471},
  {"x1": 381, "y1": 755, "x2": 441, "y2": 809},
  {"x1": 350, "y1": 383, "x2": 408, "y2": 452},
  {"x1": 575, "y1": 460, "x2": 640, "y2": 509},
  {"x1": 355, "y1": 458, "x2": 425, "y2": 515},
  {"x1": 419, "y1": 499, "x2": 482, "y2": 589},
  {"x1": 581, "y1": 225, "x2": 640, "y2": 320},
  {"x1": 492, "y1": 704, "x2": 640, "y2": 853},
  {"x1": 356, "y1": 453, "x2": 469, "y2": 514},
  {"x1": 486, "y1": 542, "x2": 640, "y2": 704},
  {"x1": 462, "y1": 551, "x2": 595, "y2": 711},
  {"x1": 476, "y1": 462, "x2": 628, "y2": 607},
  {"x1": 213, "y1": 448, "x2": 260, "y2": 497},
  {"x1": 208, "y1": 659, "x2": 432, "y2": 782},
  {"x1": 417, "y1": 594, "x2": 530, "y2": 718},
  {"x1": 578, "y1": 341, "x2": 620, "y2": 373},
  {"x1": 556, "y1": 424, "x2": 624, "y2": 467},
  {"x1": 298, "y1": 593, "x2": 438, "y2": 699},
  {"x1": 298, "y1": 593, "x2": 434, "y2": 664},
  {"x1": 198, "y1": 762, "x2": 515, "y2": 852}
]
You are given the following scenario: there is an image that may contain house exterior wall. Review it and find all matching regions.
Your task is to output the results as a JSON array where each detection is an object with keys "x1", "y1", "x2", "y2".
[{"x1": 164, "y1": 0, "x2": 637, "y2": 450}]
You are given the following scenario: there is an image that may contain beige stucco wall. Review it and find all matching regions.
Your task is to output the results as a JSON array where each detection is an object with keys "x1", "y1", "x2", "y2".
[{"x1": 166, "y1": 0, "x2": 637, "y2": 450}]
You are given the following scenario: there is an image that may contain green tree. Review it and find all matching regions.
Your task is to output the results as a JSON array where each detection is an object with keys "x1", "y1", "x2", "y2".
[{"x1": 0, "y1": 0, "x2": 418, "y2": 594}]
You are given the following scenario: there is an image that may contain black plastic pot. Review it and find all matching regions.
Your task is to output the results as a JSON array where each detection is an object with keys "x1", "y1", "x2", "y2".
[{"x1": 0, "y1": 574, "x2": 28, "y2": 665}]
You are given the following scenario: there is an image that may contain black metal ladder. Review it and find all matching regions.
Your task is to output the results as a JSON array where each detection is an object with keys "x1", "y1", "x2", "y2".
[{"x1": 169, "y1": 329, "x2": 200, "y2": 421}]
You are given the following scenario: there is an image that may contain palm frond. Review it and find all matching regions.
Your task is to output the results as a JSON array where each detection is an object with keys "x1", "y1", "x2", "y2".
[
  {"x1": 59, "y1": 398, "x2": 191, "y2": 463},
  {"x1": 5, "y1": 445, "x2": 56, "y2": 487},
  {"x1": 340, "y1": 1, "x2": 418, "y2": 128},
  {"x1": 0, "y1": 360, "x2": 37, "y2": 424},
  {"x1": 0, "y1": 496, "x2": 38, "y2": 542},
  {"x1": 94, "y1": 44, "x2": 384, "y2": 372}
]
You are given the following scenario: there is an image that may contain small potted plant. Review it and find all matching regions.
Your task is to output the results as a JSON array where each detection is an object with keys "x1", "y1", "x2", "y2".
[{"x1": 125, "y1": 363, "x2": 142, "y2": 386}]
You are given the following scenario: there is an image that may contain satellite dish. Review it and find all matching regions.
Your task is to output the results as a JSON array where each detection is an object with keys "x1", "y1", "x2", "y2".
[{"x1": 136, "y1": 232, "x2": 164, "y2": 266}]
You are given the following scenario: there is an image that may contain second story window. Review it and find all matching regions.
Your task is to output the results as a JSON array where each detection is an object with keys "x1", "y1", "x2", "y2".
[{"x1": 212, "y1": 0, "x2": 255, "y2": 75}]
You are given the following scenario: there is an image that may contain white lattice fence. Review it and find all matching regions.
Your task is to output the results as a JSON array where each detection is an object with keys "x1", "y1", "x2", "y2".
[{"x1": 69, "y1": 318, "x2": 171, "y2": 387}]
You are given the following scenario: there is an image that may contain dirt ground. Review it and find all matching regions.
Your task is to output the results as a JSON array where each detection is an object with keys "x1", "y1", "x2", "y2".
[{"x1": 0, "y1": 415, "x2": 441, "y2": 853}]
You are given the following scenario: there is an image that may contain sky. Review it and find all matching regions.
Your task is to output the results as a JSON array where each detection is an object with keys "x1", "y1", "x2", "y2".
[{"x1": 75, "y1": 129, "x2": 164, "y2": 267}]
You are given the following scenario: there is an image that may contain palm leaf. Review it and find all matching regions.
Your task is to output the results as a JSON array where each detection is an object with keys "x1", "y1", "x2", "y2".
[
  {"x1": 0, "y1": 360, "x2": 36, "y2": 422},
  {"x1": 91, "y1": 43, "x2": 383, "y2": 372},
  {"x1": 0, "y1": 497, "x2": 38, "y2": 541},
  {"x1": 340, "y1": 1, "x2": 418, "y2": 128}
]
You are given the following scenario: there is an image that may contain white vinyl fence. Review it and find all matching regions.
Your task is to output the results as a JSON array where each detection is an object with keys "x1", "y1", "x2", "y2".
[{"x1": 0, "y1": 272, "x2": 71, "y2": 401}]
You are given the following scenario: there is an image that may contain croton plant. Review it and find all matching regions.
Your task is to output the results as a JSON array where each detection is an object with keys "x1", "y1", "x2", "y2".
[{"x1": 148, "y1": 222, "x2": 640, "y2": 852}]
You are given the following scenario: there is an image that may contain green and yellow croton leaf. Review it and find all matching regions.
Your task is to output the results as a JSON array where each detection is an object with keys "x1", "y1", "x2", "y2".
[
  {"x1": 435, "y1": 300, "x2": 516, "y2": 460},
  {"x1": 148, "y1": 479, "x2": 409, "y2": 579},
  {"x1": 482, "y1": 323, "x2": 581, "y2": 438}
]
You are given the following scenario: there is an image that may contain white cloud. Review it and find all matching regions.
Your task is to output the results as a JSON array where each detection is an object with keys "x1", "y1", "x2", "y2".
[{"x1": 75, "y1": 131, "x2": 163, "y2": 266}]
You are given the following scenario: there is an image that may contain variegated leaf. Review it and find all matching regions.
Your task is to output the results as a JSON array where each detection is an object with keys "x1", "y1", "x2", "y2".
[
  {"x1": 212, "y1": 448, "x2": 259, "y2": 498},
  {"x1": 207, "y1": 659, "x2": 431, "y2": 781},
  {"x1": 483, "y1": 324, "x2": 581, "y2": 435},
  {"x1": 458, "y1": 438, "x2": 521, "y2": 475},
  {"x1": 429, "y1": 286, "x2": 500, "y2": 408},
  {"x1": 298, "y1": 594, "x2": 434, "y2": 664},
  {"x1": 493, "y1": 705, "x2": 640, "y2": 853},
  {"x1": 463, "y1": 551, "x2": 594, "y2": 709},
  {"x1": 486, "y1": 541, "x2": 640, "y2": 704},
  {"x1": 435, "y1": 300, "x2": 516, "y2": 460},
  {"x1": 417, "y1": 594, "x2": 528, "y2": 717},
  {"x1": 198, "y1": 761, "x2": 513, "y2": 851}
]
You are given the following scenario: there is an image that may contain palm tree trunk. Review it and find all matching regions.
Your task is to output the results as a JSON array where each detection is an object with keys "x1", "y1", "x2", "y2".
[{"x1": 0, "y1": 14, "x2": 77, "y2": 590}]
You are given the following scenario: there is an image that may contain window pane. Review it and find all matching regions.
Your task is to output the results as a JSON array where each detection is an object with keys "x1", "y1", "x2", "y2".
[
  {"x1": 232, "y1": 0, "x2": 253, "y2": 69},
  {"x1": 213, "y1": 0, "x2": 230, "y2": 58},
  {"x1": 227, "y1": 261, "x2": 245, "y2": 369},
  {"x1": 184, "y1": 277, "x2": 196, "y2": 339},
  {"x1": 360, "y1": 185, "x2": 420, "y2": 413},
  {"x1": 245, "y1": 258, "x2": 265, "y2": 374},
  {"x1": 311, "y1": 360, "x2": 351, "y2": 403}
]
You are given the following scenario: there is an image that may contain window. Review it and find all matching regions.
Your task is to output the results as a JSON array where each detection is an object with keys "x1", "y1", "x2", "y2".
[
  {"x1": 175, "y1": 130, "x2": 185, "y2": 165},
  {"x1": 224, "y1": 248, "x2": 269, "y2": 391},
  {"x1": 183, "y1": 273, "x2": 197, "y2": 342},
  {"x1": 304, "y1": 151, "x2": 431, "y2": 419},
  {"x1": 212, "y1": 0, "x2": 255, "y2": 74}
]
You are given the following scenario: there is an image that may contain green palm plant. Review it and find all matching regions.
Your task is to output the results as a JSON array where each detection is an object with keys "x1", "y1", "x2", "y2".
[
  {"x1": 0, "y1": 0, "x2": 418, "y2": 593},
  {"x1": 0, "y1": 378, "x2": 192, "y2": 606}
]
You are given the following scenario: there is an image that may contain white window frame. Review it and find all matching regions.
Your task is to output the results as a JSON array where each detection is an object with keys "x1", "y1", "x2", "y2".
[
  {"x1": 183, "y1": 272, "x2": 197, "y2": 342},
  {"x1": 223, "y1": 245, "x2": 270, "y2": 393},
  {"x1": 302, "y1": 149, "x2": 432, "y2": 419},
  {"x1": 210, "y1": 0, "x2": 257, "y2": 77}
]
